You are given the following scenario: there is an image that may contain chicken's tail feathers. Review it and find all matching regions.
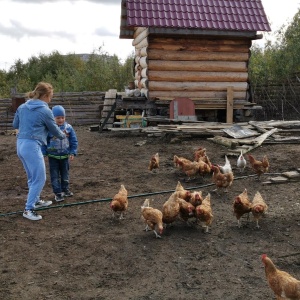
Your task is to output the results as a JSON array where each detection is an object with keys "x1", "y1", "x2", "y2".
[
  {"x1": 262, "y1": 155, "x2": 269, "y2": 163},
  {"x1": 175, "y1": 181, "x2": 184, "y2": 191},
  {"x1": 205, "y1": 193, "x2": 211, "y2": 202},
  {"x1": 141, "y1": 198, "x2": 150, "y2": 209}
]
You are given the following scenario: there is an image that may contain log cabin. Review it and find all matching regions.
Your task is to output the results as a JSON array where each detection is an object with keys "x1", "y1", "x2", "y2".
[{"x1": 119, "y1": 0, "x2": 271, "y2": 123}]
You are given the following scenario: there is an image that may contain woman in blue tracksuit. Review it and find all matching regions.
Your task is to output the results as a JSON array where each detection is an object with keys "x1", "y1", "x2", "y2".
[
  {"x1": 13, "y1": 82, "x2": 66, "y2": 221},
  {"x1": 42, "y1": 105, "x2": 78, "y2": 202}
]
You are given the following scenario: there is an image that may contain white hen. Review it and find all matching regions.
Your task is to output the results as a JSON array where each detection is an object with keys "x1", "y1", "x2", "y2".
[
  {"x1": 237, "y1": 150, "x2": 247, "y2": 172},
  {"x1": 219, "y1": 155, "x2": 232, "y2": 174}
]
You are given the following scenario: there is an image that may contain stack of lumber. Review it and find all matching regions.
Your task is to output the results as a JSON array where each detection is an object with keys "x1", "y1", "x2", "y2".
[{"x1": 110, "y1": 120, "x2": 300, "y2": 152}]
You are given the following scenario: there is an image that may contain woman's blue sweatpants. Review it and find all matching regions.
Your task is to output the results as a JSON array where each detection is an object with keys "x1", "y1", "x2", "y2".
[{"x1": 17, "y1": 139, "x2": 46, "y2": 210}]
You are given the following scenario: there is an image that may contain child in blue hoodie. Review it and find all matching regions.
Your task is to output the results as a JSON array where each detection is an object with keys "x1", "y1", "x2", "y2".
[
  {"x1": 13, "y1": 82, "x2": 66, "y2": 221},
  {"x1": 42, "y1": 105, "x2": 78, "y2": 202}
]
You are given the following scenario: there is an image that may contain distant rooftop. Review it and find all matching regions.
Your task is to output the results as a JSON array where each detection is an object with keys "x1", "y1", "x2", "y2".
[{"x1": 120, "y1": 0, "x2": 271, "y2": 38}]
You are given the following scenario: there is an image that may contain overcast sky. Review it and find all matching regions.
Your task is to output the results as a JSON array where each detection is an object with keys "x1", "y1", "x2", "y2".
[{"x1": 0, "y1": 0, "x2": 299, "y2": 71}]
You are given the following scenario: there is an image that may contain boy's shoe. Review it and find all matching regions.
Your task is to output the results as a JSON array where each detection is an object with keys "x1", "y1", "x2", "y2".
[
  {"x1": 23, "y1": 210, "x2": 42, "y2": 221},
  {"x1": 35, "y1": 200, "x2": 52, "y2": 209},
  {"x1": 55, "y1": 193, "x2": 64, "y2": 202},
  {"x1": 63, "y1": 190, "x2": 73, "y2": 197}
]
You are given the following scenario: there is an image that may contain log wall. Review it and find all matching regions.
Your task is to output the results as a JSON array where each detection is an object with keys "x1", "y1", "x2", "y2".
[{"x1": 132, "y1": 29, "x2": 252, "y2": 109}]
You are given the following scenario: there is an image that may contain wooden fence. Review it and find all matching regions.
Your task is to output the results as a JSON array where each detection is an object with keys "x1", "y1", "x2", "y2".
[
  {"x1": 0, "y1": 91, "x2": 105, "y2": 131},
  {"x1": 1, "y1": 82, "x2": 300, "y2": 131}
]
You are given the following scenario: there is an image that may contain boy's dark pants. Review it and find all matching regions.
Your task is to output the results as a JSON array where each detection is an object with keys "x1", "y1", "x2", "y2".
[{"x1": 48, "y1": 157, "x2": 70, "y2": 194}]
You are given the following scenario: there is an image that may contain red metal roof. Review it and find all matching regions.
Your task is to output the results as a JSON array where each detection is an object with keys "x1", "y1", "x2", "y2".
[{"x1": 125, "y1": 0, "x2": 271, "y2": 32}]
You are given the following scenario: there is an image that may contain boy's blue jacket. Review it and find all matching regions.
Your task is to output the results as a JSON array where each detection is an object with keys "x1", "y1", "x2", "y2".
[
  {"x1": 13, "y1": 99, "x2": 66, "y2": 145},
  {"x1": 42, "y1": 122, "x2": 78, "y2": 159}
]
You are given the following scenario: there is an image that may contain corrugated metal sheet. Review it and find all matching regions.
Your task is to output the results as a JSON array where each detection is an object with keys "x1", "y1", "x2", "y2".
[{"x1": 121, "y1": 0, "x2": 271, "y2": 37}]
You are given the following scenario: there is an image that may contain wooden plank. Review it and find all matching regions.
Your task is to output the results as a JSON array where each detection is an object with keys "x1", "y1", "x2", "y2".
[
  {"x1": 208, "y1": 128, "x2": 278, "y2": 154},
  {"x1": 148, "y1": 49, "x2": 249, "y2": 61},
  {"x1": 149, "y1": 37, "x2": 250, "y2": 47},
  {"x1": 281, "y1": 171, "x2": 300, "y2": 179},
  {"x1": 226, "y1": 86, "x2": 234, "y2": 123},
  {"x1": 148, "y1": 81, "x2": 248, "y2": 91},
  {"x1": 249, "y1": 120, "x2": 300, "y2": 129},
  {"x1": 148, "y1": 70, "x2": 248, "y2": 82},
  {"x1": 148, "y1": 43, "x2": 249, "y2": 53},
  {"x1": 149, "y1": 60, "x2": 247, "y2": 72},
  {"x1": 149, "y1": 90, "x2": 246, "y2": 100}
]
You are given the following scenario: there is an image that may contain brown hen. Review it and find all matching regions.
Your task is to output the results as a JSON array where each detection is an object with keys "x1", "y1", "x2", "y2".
[
  {"x1": 251, "y1": 191, "x2": 268, "y2": 228},
  {"x1": 233, "y1": 188, "x2": 252, "y2": 228},
  {"x1": 211, "y1": 165, "x2": 234, "y2": 193},
  {"x1": 141, "y1": 199, "x2": 163, "y2": 238},
  {"x1": 262, "y1": 254, "x2": 300, "y2": 299},
  {"x1": 248, "y1": 154, "x2": 269, "y2": 180},
  {"x1": 148, "y1": 152, "x2": 159, "y2": 171},
  {"x1": 110, "y1": 184, "x2": 128, "y2": 219},
  {"x1": 162, "y1": 192, "x2": 184, "y2": 225},
  {"x1": 195, "y1": 193, "x2": 213, "y2": 233}
]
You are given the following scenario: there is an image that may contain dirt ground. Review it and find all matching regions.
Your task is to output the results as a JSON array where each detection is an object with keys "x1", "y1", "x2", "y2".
[{"x1": 0, "y1": 126, "x2": 300, "y2": 300}]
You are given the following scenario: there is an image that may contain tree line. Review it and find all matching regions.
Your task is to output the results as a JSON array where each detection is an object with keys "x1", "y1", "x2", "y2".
[
  {"x1": 1, "y1": 9, "x2": 300, "y2": 99},
  {"x1": 249, "y1": 9, "x2": 300, "y2": 86},
  {"x1": 0, "y1": 47, "x2": 135, "y2": 98}
]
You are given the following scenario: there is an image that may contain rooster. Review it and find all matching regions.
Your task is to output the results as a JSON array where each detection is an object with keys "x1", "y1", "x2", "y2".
[
  {"x1": 237, "y1": 150, "x2": 247, "y2": 173},
  {"x1": 148, "y1": 152, "x2": 159, "y2": 171},
  {"x1": 251, "y1": 191, "x2": 268, "y2": 228},
  {"x1": 211, "y1": 165, "x2": 234, "y2": 193},
  {"x1": 248, "y1": 154, "x2": 269, "y2": 180},
  {"x1": 262, "y1": 254, "x2": 300, "y2": 299},
  {"x1": 195, "y1": 193, "x2": 213, "y2": 233},
  {"x1": 141, "y1": 199, "x2": 164, "y2": 238},
  {"x1": 233, "y1": 189, "x2": 252, "y2": 228},
  {"x1": 110, "y1": 184, "x2": 128, "y2": 219}
]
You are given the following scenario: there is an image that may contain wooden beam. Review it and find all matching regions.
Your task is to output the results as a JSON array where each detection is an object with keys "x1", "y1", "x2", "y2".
[{"x1": 226, "y1": 86, "x2": 234, "y2": 123}]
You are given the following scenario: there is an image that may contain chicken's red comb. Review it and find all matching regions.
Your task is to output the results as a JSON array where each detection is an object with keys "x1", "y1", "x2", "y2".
[{"x1": 261, "y1": 254, "x2": 267, "y2": 260}]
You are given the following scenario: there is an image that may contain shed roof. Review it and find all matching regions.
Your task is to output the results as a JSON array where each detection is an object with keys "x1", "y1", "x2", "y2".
[{"x1": 120, "y1": 0, "x2": 271, "y2": 38}]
